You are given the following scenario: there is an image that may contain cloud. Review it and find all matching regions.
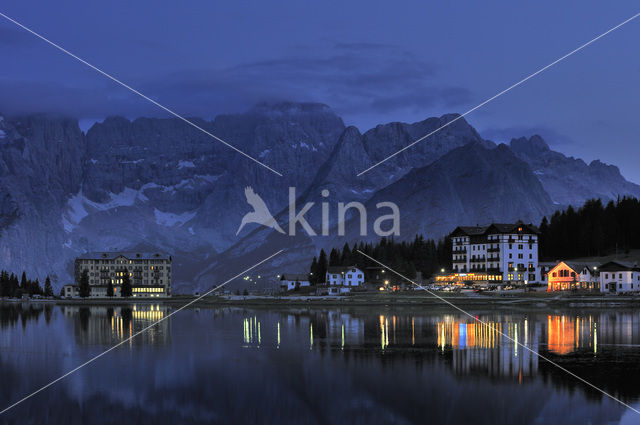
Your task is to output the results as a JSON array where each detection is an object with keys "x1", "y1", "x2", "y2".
[{"x1": 0, "y1": 41, "x2": 473, "y2": 127}]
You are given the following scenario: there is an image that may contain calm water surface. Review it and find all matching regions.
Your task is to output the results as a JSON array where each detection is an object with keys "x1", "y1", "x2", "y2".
[{"x1": 1, "y1": 303, "x2": 640, "y2": 424}]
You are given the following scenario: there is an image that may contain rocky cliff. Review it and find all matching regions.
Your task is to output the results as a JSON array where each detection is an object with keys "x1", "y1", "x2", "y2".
[{"x1": 0, "y1": 104, "x2": 638, "y2": 291}]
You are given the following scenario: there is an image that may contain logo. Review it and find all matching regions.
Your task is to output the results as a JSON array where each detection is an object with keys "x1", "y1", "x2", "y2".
[
  {"x1": 237, "y1": 187, "x2": 400, "y2": 237},
  {"x1": 236, "y1": 187, "x2": 286, "y2": 235}
]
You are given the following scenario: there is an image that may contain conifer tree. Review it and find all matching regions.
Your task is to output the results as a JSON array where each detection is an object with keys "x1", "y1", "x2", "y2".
[
  {"x1": 121, "y1": 272, "x2": 132, "y2": 297},
  {"x1": 44, "y1": 276, "x2": 53, "y2": 297},
  {"x1": 79, "y1": 269, "x2": 91, "y2": 298}
]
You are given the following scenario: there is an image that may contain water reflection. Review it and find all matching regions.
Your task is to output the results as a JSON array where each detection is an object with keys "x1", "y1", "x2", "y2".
[
  {"x1": 1, "y1": 304, "x2": 640, "y2": 424},
  {"x1": 60, "y1": 304, "x2": 171, "y2": 346}
]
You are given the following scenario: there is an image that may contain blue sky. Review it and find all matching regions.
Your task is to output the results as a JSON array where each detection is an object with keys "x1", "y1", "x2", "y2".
[{"x1": 1, "y1": 1, "x2": 639, "y2": 181}]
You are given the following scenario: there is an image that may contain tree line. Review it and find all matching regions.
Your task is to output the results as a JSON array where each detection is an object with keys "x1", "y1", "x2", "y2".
[
  {"x1": 539, "y1": 197, "x2": 640, "y2": 260},
  {"x1": 309, "y1": 235, "x2": 451, "y2": 283},
  {"x1": 0, "y1": 271, "x2": 54, "y2": 298}
]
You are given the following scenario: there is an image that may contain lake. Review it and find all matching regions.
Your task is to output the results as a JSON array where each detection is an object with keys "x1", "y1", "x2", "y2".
[{"x1": 1, "y1": 302, "x2": 640, "y2": 424}]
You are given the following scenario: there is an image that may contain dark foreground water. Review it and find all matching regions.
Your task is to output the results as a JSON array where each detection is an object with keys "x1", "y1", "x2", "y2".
[{"x1": 1, "y1": 303, "x2": 640, "y2": 425}]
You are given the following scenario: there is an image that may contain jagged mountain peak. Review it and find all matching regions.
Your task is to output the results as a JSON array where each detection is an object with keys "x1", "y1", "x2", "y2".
[
  {"x1": 510, "y1": 134, "x2": 551, "y2": 154},
  {"x1": 1, "y1": 105, "x2": 639, "y2": 291}
]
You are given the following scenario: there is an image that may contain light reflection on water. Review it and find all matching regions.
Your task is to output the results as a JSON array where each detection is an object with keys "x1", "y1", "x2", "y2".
[{"x1": 1, "y1": 303, "x2": 639, "y2": 424}]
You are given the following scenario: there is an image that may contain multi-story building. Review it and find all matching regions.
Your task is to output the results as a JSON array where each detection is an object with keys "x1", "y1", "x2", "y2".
[
  {"x1": 447, "y1": 221, "x2": 540, "y2": 285},
  {"x1": 322, "y1": 266, "x2": 365, "y2": 294},
  {"x1": 73, "y1": 252, "x2": 172, "y2": 298},
  {"x1": 599, "y1": 261, "x2": 640, "y2": 293}
]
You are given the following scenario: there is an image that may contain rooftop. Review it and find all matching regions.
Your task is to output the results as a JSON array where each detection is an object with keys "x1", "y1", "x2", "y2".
[
  {"x1": 77, "y1": 251, "x2": 171, "y2": 261},
  {"x1": 451, "y1": 221, "x2": 539, "y2": 237}
]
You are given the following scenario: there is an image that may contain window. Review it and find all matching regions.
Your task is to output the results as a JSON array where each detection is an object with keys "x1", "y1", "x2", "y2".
[
  {"x1": 518, "y1": 244, "x2": 523, "y2": 249},
  {"x1": 509, "y1": 244, "x2": 513, "y2": 249},
  {"x1": 518, "y1": 254, "x2": 523, "y2": 259},
  {"x1": 619, "y1": 273, "x2": 623, "y2": 279},
  {"x1": 529, "y1": 254, "x2": 532, "y2": 259}
]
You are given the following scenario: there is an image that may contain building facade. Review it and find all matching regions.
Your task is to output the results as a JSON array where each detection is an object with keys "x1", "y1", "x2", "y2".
[
  {"x1": 448, "y1": 222, "x2": 540, "y2": 285},
  {"x1": 279, "y1": 273, "x2": 311, "y2": 291},
  {"x1": 546, "y1": 261, "x2": 599, "y2": 291},
  {"x1": 599, "y1": 261, "x2": 640, "y2": 293},
  {"x1": 73, "y1": 252, "x2": 172, "y2": 298},
  {"x1": 325, "y1": 266, "x2": 364, "y2": 287}
]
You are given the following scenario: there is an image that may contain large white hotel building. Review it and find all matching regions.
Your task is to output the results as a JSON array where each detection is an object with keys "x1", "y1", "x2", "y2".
[
  {"x1": 69, "y1": 251, "x2": 172, "y2": 298},
  {"x1": 442, "y1": 221, "x2": 541, "y2": 285}
]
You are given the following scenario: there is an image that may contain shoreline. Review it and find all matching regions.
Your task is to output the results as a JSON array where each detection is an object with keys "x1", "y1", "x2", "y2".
[{"x1": 4, "y1": 292, "x2": 640, "y2": 309}]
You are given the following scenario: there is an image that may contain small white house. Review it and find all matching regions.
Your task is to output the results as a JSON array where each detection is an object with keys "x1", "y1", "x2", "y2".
[
  {"x1": 280, "y1": 273, "x2": 311, "y2": 291},
  {"x1": 599, "y1": 261, "x2": 640, "y2": 293},
  {"x1": 325, "y1": 266, "x2": 364, "y2": 287},
  {"x1": 62, "y1": 284, "x2": 79, "y2": 298}
]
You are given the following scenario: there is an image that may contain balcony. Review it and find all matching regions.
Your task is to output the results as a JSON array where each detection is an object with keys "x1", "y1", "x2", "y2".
[
  {"x1": 486, "y1": 267, "x2": 501, "y2": 273},
  {"x1": 470, "y1": 256, "x2": 486, "y2": 262},
  {"x1": 487, "y1": 247, "x2": 500, "y2": 253},
  {"x1": 452, "y1": 259, "x2": 467, "y2": 264}
]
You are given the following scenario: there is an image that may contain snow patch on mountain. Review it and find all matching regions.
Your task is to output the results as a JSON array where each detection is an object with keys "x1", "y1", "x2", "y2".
[
  {"x1": 178, "y1": 160, "x2": 195, "y2": 169},
  {"x1": 62, "y1": 187, "x2": 146, "y2": 232},
  {"x1": 154, "y1": 209, "x2": 196, "y2": 227}
]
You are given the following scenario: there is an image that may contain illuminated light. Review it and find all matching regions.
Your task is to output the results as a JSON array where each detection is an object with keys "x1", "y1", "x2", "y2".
[
  {"x1": 341, "y1": 324, "x2": 345, "y2": 350},
  {"x1": 411, "y1": 317, "x2": 415, "y2": 346},
  {"x1": 310, "y1": 323, "x2": 313, "y2": 349},
  {"x1": 514, "y1": 324, "x2": 518, "y2": 357},
  {"x1": 277, "y1": 322, "x2": 280, "y2": 348}
]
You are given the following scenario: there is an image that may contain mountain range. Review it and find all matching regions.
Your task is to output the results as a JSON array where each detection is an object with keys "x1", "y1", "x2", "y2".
[{"x1": 0, "y1": 102, "x2": 638, "y2": 292}]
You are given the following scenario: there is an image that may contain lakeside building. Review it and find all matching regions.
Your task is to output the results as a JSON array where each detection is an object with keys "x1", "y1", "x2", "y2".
[
  {"x1": 279, "y1": 273, "x2": 311, "y2": 291},
  {"x1": 441, "y1": 221, "x2": 541, "y2": 286},
  {"x1": 67, "y1": 252, "x2": 172, "y2": 298},
  {"x1": 599, "y1": 261, "x2": 640, "y2": 293},
  {"x1": 322, "y1": 266, "x2": 364, "y2": 294},
  {"x1": 546, "y1": 261, "x2": 599, "y2": 291}
]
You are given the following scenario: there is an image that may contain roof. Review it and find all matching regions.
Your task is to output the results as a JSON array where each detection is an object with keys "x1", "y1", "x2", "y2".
[
  {"x1": 77, "y1": 251, "x2": 171, "y2": 261},
  {"x1": 548, "y1": 261, "x2": 600, "y2": 275},
  {"x1": 451, "y1": 221, "x2": 539, "y2": 237},
  {"x1": 280, "y1": 273, "x2": 309, "y2": 281},
  {"x1": 598, "y1": 261, "x2": 640, "y2": 272},
  {"x1": 327, "y1": 265, "x2": 361, "y2": 274}
]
